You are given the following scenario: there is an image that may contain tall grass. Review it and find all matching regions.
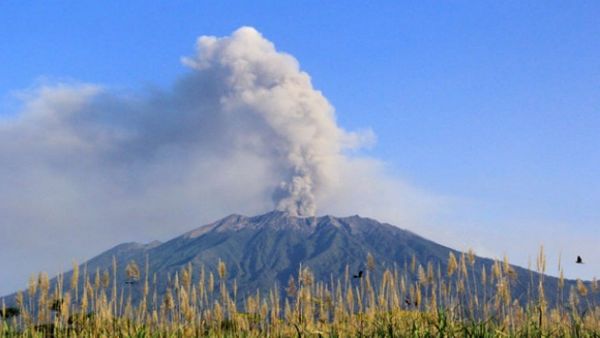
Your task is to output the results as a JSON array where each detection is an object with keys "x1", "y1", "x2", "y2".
[{"x1": 1, "y1": 249, "x2": 599, "y2": 337}]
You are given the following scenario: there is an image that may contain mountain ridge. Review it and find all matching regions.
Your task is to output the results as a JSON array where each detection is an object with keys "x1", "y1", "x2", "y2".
[{"x1": 2, "y1": 211, "x2": 595, "y2": 307}]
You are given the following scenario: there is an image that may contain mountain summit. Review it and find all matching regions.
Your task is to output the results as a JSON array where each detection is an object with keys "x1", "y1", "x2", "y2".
[{"x1": 141, "y1": 210, "x2": 444, "y2": 296}]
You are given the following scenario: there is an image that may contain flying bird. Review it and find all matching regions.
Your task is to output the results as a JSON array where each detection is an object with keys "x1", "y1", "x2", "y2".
[
  {"x1": 353, "y1": 270, "x2": 363, "y2": 279},
  {"x1": 576, "y1": 256, "x2": 584, "y2": 264}
]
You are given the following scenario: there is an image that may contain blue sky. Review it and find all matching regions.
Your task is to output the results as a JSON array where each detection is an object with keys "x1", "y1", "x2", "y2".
[{"x1": 1, "y1": 2, "x2": 599, "y2": 292}]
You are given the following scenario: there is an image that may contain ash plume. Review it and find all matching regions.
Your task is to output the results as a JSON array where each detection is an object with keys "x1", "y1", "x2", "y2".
[
  {"x1": 0, "y1": 27, "x2": 439, "y2": 295},
  {"x1": 183, "y1": 27, "x2": 348, "y2": 216}
]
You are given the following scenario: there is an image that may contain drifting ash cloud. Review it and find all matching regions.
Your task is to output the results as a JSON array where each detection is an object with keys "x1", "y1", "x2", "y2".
[
  {"x1": 182, "y1": 27, "x2": 353, "y2": 216},
  {"x1": 0, "y1": 27, "x2": 444, "y2": 293}
]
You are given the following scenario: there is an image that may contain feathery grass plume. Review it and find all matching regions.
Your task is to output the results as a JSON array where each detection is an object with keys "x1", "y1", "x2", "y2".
[
  {"x1": 80, "y1": 278, "x2": 89, "y2": 314},
  {"x1": 27, "y1": 274, "x2": 37, "y2": 301},
  {"x1": 37, "y1": 272, "x2": 50, "y2": 324},
  {"x1": 415, "y1": 283, "x2": 422, "y2": 309},
  {"x1": 182, "y1": 263, "x2": 192, "y2": 293},
  {"x1": 467, "y1": 248, "x2": 476, "y2": 266},
  {"x1": 426, "y1": 262, "x2": 435, "y2": 285},
  {"x1": 218, "y1": 260, "x2": 227, "y2": 280},
  {"x1": 480, "y1": 264, "x2": 486, "y2": 285},
  {"x1": 26, "y1": 274, "x2": 37, "y2": 317},
  {"x1": 492, "y1": 259, "x2": 501, "y2": 281},
  {"x1": 287, "y1": 275, "x2": 297, "y2": 298},
  {"x1": 232, "y1": 279, "x2": 238, "y2": 302},
  {"x1": 60, "y1": 293, "x2": 71, "y2": 322},
  {"x1": 480, "y1": 265, "x2": 488, "y2": 316},
  {"x1": 125, "y1": 260, "x2": 141, "y2": 282},
  {"x1": 93, "y1": 268, "x2": 100, "y2": 290},
  {"x1": 15, "y1": 291, "x2": 23, "y2": 315},
  {"x1": 208, "y1": 272, "x2": 215, "y2": 294},
  {"x1": 198, "y1": 265, "x2": 206, "y2": 303},
  {"x1": 460, "y1": 253, "x2": 468, "y2": 278},
  {"x1": 430, "y1": 283, "x2": 438, "y2": 314},
  {"x1": 367, "y1": 252, "x2": 376, "y2": 273},
  {"x1": 558, "y1": 268, "x2": 565, "y2": 314},
  {"x1": 503, "y1": 255, "x2": 510, "y2": 276},
  {"x1": 400, "y1": 274, "x2": 406, "y2": 297},
  {"x1": 300, "y1": 267, "x2": 314, "y2": 287},
  {"x1": 260, "y1": 300, "x2": 268, "y2": 324},
  {"x1": 283, "y1": 298, "x2": 293, "y2": 323},
  {"x1": 333, "y1": 285, "x2": 345, "y2": 324},
  {"x1": 162, "y1": 288, "x2": 175, "y2": 318},
  {"x1": 218, "y1": 261, "x2": 229, "y2": 313},
  {"x1": 112, "y1": 257, "x2": 118, "y2": 315},
  {"x1": 355, "y1": 284, "x2": 364, "y2": 313},
  {"x1": 577, "y1": 279, "x2": 588, "y2": 297},
  {"x1": 101, "y1": 270, "x2": 109, "y2": 289},
  {"x1": 447, "y1": 252, "x2": 457, "y2": 277},
  {"x1": 440, "y1": 280, "x2": 448, "y2": 306},
  {"x1": 418, "y1": 265, "x2": 427, "y2": 285},
  {"x1": 558, "y1": 251, "x2": 562, "y2": 274},
  {"x1": 346, "y1": 283, "x2": 354, "y2": 314},
  {"x1": 536, "y1": 245, "x2": 546, "y2": 274},
  {"x1": 71, "y1": 261, "x2": 79, "y2": 303}
]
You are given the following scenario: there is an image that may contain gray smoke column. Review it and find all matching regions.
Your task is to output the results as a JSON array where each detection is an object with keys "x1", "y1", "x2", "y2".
[
  {"x1": 183, "y1": 27, "x2": 351, "y2": 216},
  {"x1": 2, "y1": 26, "x2": 441, "y2": 295}
]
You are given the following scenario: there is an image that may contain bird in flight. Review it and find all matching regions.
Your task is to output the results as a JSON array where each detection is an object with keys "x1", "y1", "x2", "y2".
[
  {"x1": 353, "y1": 270, "x2": 363, "y2": 279},
  {"x1": 576, "y1": 256, "x2": 584, "y2": 264}
]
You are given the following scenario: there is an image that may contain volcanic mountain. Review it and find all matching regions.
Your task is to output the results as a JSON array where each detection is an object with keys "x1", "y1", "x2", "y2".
[{"x1": 1, "y1": 211, "x2": 593, "y2": 305}]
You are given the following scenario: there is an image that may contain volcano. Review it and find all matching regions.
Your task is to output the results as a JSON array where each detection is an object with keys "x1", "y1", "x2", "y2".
[{"x1": 1, "y1": 211, "x2": 593, "y2": 305}]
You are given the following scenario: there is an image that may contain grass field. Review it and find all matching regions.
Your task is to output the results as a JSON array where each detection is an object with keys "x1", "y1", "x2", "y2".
[{"x1": 2, "y1": 248, "x2": 599, "y2": 337}]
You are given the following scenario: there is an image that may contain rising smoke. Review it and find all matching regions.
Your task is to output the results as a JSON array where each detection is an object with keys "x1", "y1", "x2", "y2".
[
  {"x1": 183, "y1": 27, "x2": 350, "y2": 216},
  {"x1": 0, "y1": 27, "x2": 441, "y2": 294}
]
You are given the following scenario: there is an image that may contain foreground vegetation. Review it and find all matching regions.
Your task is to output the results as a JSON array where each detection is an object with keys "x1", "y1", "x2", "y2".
[{"x1": 2, "y1": 247, "x2": 599, "y2": 337}]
